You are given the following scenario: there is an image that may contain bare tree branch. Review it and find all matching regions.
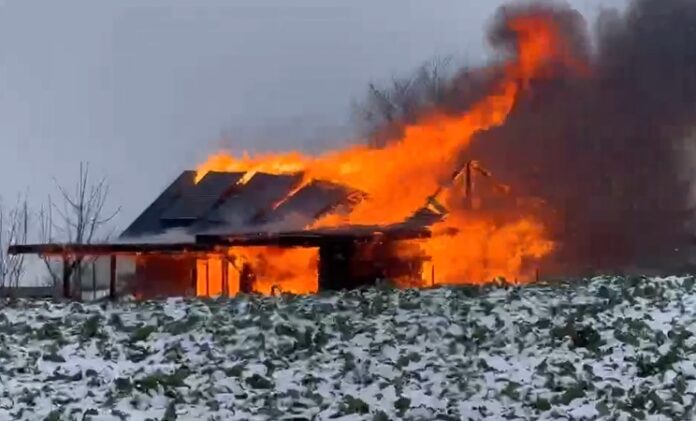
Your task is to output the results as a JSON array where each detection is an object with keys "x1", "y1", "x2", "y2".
[
  {"x1": 0, "y1": 195, "x2": 30, "y2": 290},
  {"x1": 39, "y1": 197, "x2": 61, "y2": 288},
  {"x1": 354, "y1": 55, "x2": 457, "y2": 148},
  {"x1": 39, "y1": 162, "x2": 119, "y2": 298}
]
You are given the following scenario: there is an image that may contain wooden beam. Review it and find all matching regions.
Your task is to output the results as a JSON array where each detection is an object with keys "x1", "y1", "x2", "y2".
[
  {"x1": 196, "y1": 226, "x2": 432, "y2": 248},
  {"x1": 8, "y1": 242, "x2": 214, "y2": 256},
  {"x1": 8, "y1": 226, "x2": 433, "y2": 258}
]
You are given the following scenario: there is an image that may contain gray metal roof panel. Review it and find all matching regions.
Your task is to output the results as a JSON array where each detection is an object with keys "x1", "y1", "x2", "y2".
[
  {"x1": 121, "y1": 170, "x2": 436, "y2": 240},
  {"x1": 160, "y1": 171, "x2": 244, "y2": 221},
  {"x1": 120, "y1": 171, "x2": 197, "y2": 238},
  {"x1": 263, "y1": 180, "x2": 354, "y2": 225},
  {"x1": 198, "y1": 172, "x2": 303, "y2": 231}
]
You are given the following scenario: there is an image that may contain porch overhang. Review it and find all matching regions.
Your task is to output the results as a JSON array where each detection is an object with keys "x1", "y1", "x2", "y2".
[{"x1": 7, "y1": 224, "x2": 434, "y2": 257}]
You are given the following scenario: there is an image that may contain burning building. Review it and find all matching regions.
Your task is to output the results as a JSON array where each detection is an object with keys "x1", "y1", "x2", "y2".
[
  {"x1": 10, "y1": 5, "x2": 617, "y2": 298},
  {"x1": 9, "y1": 156, "x2": 548, "y2": 300},
  {"x1": 8, "y1": 168, "x2": 448, "y2": 299},
  {"x1": 10, "y1": 1, "x2": 696, "y2": 294}
]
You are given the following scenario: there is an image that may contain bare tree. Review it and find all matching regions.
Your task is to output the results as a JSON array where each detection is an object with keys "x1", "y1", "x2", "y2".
[
  {"x1": 0, "y1": 196, "x2": 29, "y2": 290},
  {"x1": 354, "y1": 56, "x2": 455, "y2": 148},
  {"x1": 40, "y1": 163, "x2": 119, "y2": 299}
]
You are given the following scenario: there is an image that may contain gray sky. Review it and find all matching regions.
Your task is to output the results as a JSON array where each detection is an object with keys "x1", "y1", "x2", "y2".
[{"x1": 0, "y1": 0, "x2": 627, "y2": 233}]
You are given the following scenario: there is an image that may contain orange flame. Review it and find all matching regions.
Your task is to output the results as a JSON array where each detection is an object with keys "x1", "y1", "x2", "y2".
[
  {"x1": 195, "y1": 248, "x2": 317, "y2": 297},
  {"x1": 234, "y1": 247, "x2": 318, "y2": 295},
  {"x1": 421, "y1": 215, "x2": 554, "y2": 285},
  {"x1": 193, "y1": 14, "x2": 582, "y2": 294}
]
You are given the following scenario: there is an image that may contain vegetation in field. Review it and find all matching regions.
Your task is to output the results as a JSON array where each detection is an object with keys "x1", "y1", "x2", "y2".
[{"x1": 0, "y1": 276, "x2": 694, "y2": 420}]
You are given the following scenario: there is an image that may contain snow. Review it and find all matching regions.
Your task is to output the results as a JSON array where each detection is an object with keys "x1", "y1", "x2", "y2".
[{"x1": 0, "y1": 276, "x2": 694, "y2": 420}]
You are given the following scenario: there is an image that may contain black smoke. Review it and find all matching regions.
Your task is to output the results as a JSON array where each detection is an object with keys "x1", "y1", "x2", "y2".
[
  {"x1": 478, "y1": 0, "x2": 696, "y2": 275},
  {"x1": 360, "y1": 0, "x2": 696, "y2": 276}
]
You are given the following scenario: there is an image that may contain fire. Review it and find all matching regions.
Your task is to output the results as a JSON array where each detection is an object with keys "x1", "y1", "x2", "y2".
[
  {"x1": 194, "y1": 152, "x2": 309, "y2": 183},
  {"x1": 233, "y1": 247, "x2": 318, "y2": 295},
  {"x1": 195, "y1": 247, "x2": 317, "y2": 296},
  {"x1": 194, "y1": 13, "x2": 584, "y2": 295},
  {"x1": 507, "y1": 15, "x2": 590, "y2": 83},
  {"x1": 421, "y1": 215, "x2": 554, "y2": 285}
]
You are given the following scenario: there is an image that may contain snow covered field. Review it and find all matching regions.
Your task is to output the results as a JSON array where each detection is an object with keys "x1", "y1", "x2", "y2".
[{"x1": 0, "y1": 276, "x2": 695, "y2": 420}]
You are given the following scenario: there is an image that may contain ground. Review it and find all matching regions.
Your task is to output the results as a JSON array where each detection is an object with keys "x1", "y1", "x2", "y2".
[{"x1": 0, "y1": 276, "x2": 695, "y2": 420}]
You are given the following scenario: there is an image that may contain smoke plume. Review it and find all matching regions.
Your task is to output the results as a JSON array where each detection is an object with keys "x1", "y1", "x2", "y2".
[{"x1": 361, "y1": 0, "x2": 696, "y2": 276}]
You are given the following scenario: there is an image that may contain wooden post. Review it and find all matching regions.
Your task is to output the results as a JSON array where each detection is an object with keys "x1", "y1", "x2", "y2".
[
  {"x1": 92, "y1": 261, "x2": 97, "y2": 301},
  {"x1": 221, "y1": 258, "x2": 229, "y2": 297},
  {"x1": 205, "y1": 261, "x2": 210, "y2": 297},
  {"x1": 431, "y1": 265, "x2": 435, "y2": 287},
  {"x1": 109, "y1": 255, "x2": 117, "y2": 300},
  {"x1": 62, "y1": 257, "x2": 70, "y2": 299},
  {"x1": 240, "y1": 263, "x2": 255, "y2": 294}
]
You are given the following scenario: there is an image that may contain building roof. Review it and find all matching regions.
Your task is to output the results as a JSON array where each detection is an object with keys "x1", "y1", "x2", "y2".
[
  {"x1": 120, "y1": 170, "x2": 368, "y2": 239},
  {"x1": 194, "y1": 172, "x2": 303, "y2": 232},
  {"x1": 160, "y1": 171, "x2": 244, "y2": 223},
  {"x1": 120, "y1": 170, "x2": 197, "y2": 238},
  {"x1": 10, "y1": 170, "x2": 446, "y2": 257}
]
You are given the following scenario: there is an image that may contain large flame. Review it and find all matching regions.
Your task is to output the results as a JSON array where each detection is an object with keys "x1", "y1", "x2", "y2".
[{"x1": 194, "y1": 14, "x2": 580, "y2": 295}]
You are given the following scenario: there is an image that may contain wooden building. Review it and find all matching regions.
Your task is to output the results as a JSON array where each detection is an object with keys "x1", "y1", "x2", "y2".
[{"x1": 9, "y1": 170, "x2": 442, "y2": 299}]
